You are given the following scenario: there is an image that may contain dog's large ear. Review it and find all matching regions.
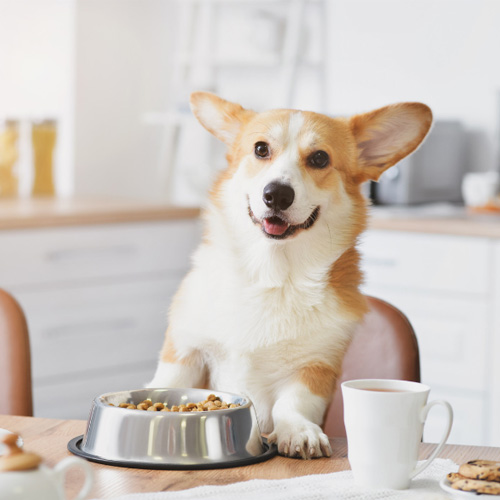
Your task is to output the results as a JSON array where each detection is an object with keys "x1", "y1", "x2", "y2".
[
  {"x1": 190, "y1": 92, "x2": 254, "y2": 146},
  {"x1": 349, "y1": 103, "x2": 432, "y2": 182}
]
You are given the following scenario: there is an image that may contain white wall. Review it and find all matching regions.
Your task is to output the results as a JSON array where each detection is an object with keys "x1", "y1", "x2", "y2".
[
  {"x1": 73, "y1": 0, "x2": 177, "y2": 201},
  {"x1": 325, "y1": 0, "x2": 500, "y2": 173},
  {"x1": 0, "y1": 0, "x2": 75, "y2": 197}
]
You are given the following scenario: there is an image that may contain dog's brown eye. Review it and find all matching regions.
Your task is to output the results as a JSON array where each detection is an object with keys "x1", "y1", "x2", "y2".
[
  {"x1": 254, "y1": 142, "x2": 270, "y2": 158},
  {"x1": 308, "y1": 150, "x2": 329, "y2": 169}
]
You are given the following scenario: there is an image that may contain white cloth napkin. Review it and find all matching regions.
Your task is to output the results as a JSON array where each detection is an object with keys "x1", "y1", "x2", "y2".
[{"x1": 93, "y1": 458, "x2": 458, "y2": 500}]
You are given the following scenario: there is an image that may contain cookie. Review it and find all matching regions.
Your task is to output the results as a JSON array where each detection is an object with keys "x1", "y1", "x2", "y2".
[
  {"x1": 447, "y1": 472, "x2": 464, "y2": 483},
  {"x1": 446, "y1": 473, "x2": 500, "y2": 495},
  {"x1": 459, "y1": 460, "x2": 500, "y2": 482}
]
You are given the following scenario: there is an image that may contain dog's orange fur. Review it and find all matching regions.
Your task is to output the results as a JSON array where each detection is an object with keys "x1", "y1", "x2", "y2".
[
  {"x1": 298, "y1": 362, "x2": 340, "y2": 400},
  {"x1": 160, "y1": 331, "x2": 201, "y2": 366},
  {"x1": 160, "y1": 333, "x2": 181, "y2": 364},
  {"x1": 328, "y1": 248, "x2": 368, "y2": 317}
]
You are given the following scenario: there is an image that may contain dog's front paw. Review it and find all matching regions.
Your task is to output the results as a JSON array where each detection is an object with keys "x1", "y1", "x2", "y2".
[{"x1": 268, "y1": 421, "x2": 332, "y2": 459}]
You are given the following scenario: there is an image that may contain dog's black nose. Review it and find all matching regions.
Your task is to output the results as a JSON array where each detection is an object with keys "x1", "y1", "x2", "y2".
[{"x1": 262, "y1": 182, "x2": 295, "y2": 211}]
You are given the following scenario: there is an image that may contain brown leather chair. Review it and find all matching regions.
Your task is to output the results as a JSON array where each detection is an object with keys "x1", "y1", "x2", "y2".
[
  {"x1": 323, "y1": 296, "x2": 420, "y2": 437},
  {"x1": 0, "y1": 289, "x2": 33, "y2": 416}
]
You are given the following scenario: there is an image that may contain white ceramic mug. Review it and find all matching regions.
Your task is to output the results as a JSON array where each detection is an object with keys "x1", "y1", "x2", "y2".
[
  {"x1": 461, "y1": 171, "x2": 500, "y2": 207},
  {"x1": 342, "y1": 379, "x2": 453, "y2": 490}
]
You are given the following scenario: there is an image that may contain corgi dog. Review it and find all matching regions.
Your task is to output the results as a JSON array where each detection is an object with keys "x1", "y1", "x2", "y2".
[{"x1": 149, "y1": 93, "x2": 432, "y2": 459}]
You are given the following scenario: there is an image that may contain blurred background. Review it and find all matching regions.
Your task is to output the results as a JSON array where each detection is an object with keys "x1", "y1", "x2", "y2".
[
  {"x1": 2, "y1": 0, "x2": 500, "y2": 204},
  {"x1": 1, "y1": 0, "x2": 500, "y2": 447}
]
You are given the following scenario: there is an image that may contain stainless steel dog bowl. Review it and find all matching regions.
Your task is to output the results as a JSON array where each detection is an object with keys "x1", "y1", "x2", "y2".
[{"x1": 68, "y1": 388, "x2": 276, "y2": 469}]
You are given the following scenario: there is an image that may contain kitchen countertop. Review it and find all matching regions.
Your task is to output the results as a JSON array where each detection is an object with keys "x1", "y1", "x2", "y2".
[
  {"x1": 0, "y1": 198, "x2": 200, "y2": 230},
  {"x1": 0, "y1": 198, "x2": 499, "y2": 238},
  {"x1": 369, "y1": 203, "x2": 500, "y2": 238}
]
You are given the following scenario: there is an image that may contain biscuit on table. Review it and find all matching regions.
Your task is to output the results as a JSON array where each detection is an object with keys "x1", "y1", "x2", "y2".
[
  {"x1": 459, "y1": 460, "x2": 500, "y2": 482},
  {"x1": 446, "y1": 472, "x2": 500, "y2": 495}
]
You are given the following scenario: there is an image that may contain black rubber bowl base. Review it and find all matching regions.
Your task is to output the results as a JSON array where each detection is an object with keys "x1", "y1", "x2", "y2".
[{"x1": 68, "y1": 436, "x2": 277, "y2": 470}]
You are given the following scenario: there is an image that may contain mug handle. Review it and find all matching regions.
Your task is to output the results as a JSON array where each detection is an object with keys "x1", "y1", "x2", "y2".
[
  {"x1": 54, "y1": 456, "x2": 94, "y2": 500},
  {"x1": 410, "y1": 400, "x2": 453, "y2": 479}
]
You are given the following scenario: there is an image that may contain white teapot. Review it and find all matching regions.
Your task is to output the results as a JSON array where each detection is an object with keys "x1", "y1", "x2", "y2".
[{"x1": 0, "y1": 433, "x2": 93, "y2": 500}]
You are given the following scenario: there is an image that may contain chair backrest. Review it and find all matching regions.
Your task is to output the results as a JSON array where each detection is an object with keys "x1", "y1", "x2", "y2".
[
  {"x1": 0, "y1": 289, "x2": 33, "y2": 416},
  {"x1": 323, "y1": 296, "x2": 420, "y2": 437}
]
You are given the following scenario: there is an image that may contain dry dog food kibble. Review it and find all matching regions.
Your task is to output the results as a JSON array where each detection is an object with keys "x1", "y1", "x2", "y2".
[{"x1": 109, "y1": 394, "x2": 241, "y2": 412}]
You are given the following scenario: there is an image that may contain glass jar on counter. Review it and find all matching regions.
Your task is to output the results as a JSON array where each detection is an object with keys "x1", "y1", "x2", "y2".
[
  {"x1": 0, "y1": 120, "x2": 20, "y2": 198},
  {"x1": 32, "y1": 119, "x2": 57, "y2": 197}
]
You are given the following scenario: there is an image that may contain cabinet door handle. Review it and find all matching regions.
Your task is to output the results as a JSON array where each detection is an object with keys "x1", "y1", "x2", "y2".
[
  {"x1": 46, "y1": 245, "x2": 137, "y2": 263},
  {"x1": 363, "y1": 257, "x2": 398, "y2": 267},
  {"x1": 42, "y1": 318, "x2": 137, "y2": 339}
]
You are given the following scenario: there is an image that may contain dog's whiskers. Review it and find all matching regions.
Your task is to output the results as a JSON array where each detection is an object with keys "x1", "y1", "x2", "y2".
[{"x1": 326, "y1": 221, "x2": 333, "y2": 252}]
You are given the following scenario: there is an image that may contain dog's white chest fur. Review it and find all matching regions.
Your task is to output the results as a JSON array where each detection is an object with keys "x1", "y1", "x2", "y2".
[{"x1": 167, "y1": 233, "x2": 355, "y2": 432}]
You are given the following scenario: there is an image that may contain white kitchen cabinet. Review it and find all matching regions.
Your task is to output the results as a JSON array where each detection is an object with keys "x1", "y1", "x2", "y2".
[
  {"x1": 34, "y1": 365, "x2": 155, "y2": 420},
  {"x1": 360, "y1": 230, "x2": 490, "y2": 296},
  {"x1": 21, "y1": 278, "x2": 179, "y2": 381},
  {"x1": 0, "y1": 221, "x2": 200, "y2": 288},
  {"x1": 360, "y1": 229, "x2": 498, "y2": 446},
  {"x1": 492, "y1": 241, "x2": 500, "y2": 446},
  {"x1": 1, "y1": 219, "x2": 202, "y2": 419}
]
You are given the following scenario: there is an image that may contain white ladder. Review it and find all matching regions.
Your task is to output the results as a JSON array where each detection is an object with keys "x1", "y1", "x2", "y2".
[{"x1": 143, "y1": 0, "x2": 327, "y2": 203}]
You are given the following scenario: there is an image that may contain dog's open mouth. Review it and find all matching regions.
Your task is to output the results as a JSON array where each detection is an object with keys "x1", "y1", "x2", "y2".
[
  {"x1": 248, "y1": 206, "x2": 320, "y2": 240},
  {"x1": 263, "y1": 216, "x2": 290, "y2": 236}
]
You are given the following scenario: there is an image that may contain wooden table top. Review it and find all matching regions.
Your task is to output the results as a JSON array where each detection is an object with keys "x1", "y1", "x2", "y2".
[{"x1": 1, "y1": 416, "x2": 500, "y2": 499}]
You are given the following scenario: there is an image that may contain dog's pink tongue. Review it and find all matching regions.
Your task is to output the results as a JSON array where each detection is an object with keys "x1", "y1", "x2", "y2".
[{"x1": 263, "y1": 218, "x2": 289, "y2": 236}]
